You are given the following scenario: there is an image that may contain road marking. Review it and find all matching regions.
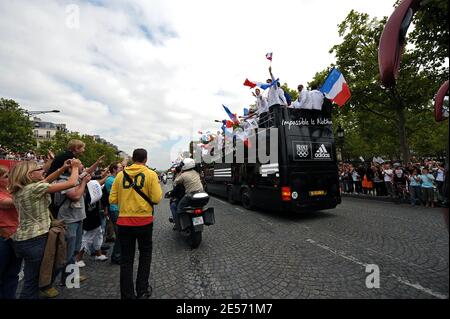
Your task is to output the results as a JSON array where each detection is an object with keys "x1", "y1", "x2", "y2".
[
  {"x1": 306, "y1": 239, "x2": 368, "y2": 267},
  {"x1": 320, "y1": 232, "x2": 427, "y2": 270},
  {"x1": 390, "y1": 274, "x2": 448, "y2": 300},
  {"x1": 306, "y1": 238, "x2": 448, "y2": 299}
]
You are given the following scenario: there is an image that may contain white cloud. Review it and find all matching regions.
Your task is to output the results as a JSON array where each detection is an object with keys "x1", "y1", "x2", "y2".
[{"x1": 0, "y1": 0, "x2": 396, "y2": 169}]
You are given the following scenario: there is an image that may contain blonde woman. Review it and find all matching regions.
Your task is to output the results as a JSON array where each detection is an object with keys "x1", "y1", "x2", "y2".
[{"x1": 8, "y1": 159, "x2": 81, "y2": 299}]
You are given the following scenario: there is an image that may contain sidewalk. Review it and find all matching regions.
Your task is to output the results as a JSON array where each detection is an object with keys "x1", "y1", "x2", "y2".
[{"x1": 341, "y1": 192, "x2": 446, "y2": 207}]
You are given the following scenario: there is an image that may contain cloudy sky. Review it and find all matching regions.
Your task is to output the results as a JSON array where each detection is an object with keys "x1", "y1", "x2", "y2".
[{"x1": 0, "y1": 0, "x2": 397, "y2": 169}]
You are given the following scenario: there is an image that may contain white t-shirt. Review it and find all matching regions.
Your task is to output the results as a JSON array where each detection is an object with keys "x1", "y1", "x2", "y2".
[
  {"x1": 436, "y1": 169, "x2": 445, "y2": 182},
  {"x1": 267, "y1": 73, "x2": 287, "y2": 107},
  {"x1": 293, "y1": 90, "x2": 312, "y2": 110},
  {"x1": 256, "y1": 95, "x2": 268, "y2": 114},
  {"x1": 268, "y1": 87, "x2": 287, "y2": 107},
  {"x1": 383, "y1": 169, "x2": 393, "y2": 182},
  {"x1": 310, "y1": 90, "x2": 324, "y2": 110}
]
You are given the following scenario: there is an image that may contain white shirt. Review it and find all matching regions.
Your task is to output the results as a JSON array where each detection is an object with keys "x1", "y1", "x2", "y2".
[
  {"x1": 383, "y1": 169, "x2": 393, "y2": 182},
  {"x1": 436, "y1": 169, "x2": 445, "y2": 182},
  {"x1": 256, "y1": 95, "x2": 268, "y2": 115},
  {"x1": 310, "y1": 90, "x2": 324, "y2": 110},
  {"x1": 267, "y1": 73, "x2": 287, "y2": 107},
  {"x1": 276, "y1": 88, "x2": 288, "y2": 106},
  {"x1": 293, "y1": 89, "x2": 312, "y2": 109}
]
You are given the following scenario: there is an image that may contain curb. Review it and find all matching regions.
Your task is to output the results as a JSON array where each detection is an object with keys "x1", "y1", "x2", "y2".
[
  {"x1": 341, "y1": 193, "x2": 410, "y2": 204},
  {"x1": 341, "y1": 193, "x2": 447, "y2": 207}
]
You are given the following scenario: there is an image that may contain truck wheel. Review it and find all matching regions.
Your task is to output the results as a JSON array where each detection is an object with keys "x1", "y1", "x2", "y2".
[{"x1": 241, "y1": 188, "x2": 255, "y2": 210}]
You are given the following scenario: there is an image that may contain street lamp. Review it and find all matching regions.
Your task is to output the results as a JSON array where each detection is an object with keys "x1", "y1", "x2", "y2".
[
  {"x1": 337, "y1": 126, "x2": 345, "y2": 162},
  {"x1": 25, "y1": 109, "x2": 60, "y2": 116}
]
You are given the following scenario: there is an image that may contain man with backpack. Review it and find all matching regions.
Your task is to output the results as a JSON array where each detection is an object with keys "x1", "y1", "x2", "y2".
[{"x1": 109, "y1": 149, "x2": 162, "y2": 299}]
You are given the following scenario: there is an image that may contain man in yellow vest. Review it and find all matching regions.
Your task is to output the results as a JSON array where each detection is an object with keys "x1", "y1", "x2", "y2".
[{"x1": 109, "y1": 148, "x2": 162, "y2": 299}]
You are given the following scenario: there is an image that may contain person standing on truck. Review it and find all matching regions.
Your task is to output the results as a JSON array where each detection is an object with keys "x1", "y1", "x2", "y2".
[
  {"x1": 253, "y1": 88, "x2": 269, "y2": 128},
  {"x1": 309, "y1": 84, "x2": 324, "y2": 117},
  {"x1": 267, "y1": 66, "x2": 287, "y2": 109}
]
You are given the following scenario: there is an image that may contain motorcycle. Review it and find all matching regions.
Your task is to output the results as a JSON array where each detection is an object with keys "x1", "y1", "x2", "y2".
[{"x1": 165, "y1": 190, "x2": 215, "y2": 248}]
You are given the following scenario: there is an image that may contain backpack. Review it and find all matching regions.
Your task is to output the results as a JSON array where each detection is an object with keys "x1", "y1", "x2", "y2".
[{"x1": 50, "y1": 191, "x2": 69, "y2": 219}]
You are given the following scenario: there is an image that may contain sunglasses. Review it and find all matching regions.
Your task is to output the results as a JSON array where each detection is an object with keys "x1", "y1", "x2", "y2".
[{"x1": 31, "y1": 167, "x2": 44, "y2": 172}]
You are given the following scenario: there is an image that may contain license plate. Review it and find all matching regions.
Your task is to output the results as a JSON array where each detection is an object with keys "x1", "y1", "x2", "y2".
[
  {"x1": 309, "y1": 190, "x2": 326, "y2": 196},
  {"x1": 192, "y1": 216, "x2": 204, "y2": 226}
]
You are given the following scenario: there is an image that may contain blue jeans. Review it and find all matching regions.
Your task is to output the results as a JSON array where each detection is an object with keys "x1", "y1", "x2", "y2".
[
  {"x1": 0, "y1": 237, "x2": 23, "y2": 299},
  {"x1": 109, "y1": 210, "x2": 121, "y2": 263},
  {"x1": 410, "y1": 186, "x2": 421, "y2": 205},
  {"x1": 51, "y1": 221, "x2": 83, "y2": 286},
  {"x1": 12, "y1": 235, "x2": 47, "y2": 299},
  {"x1": 66, "y1": 221, "x2": 83, "y2": 265}
]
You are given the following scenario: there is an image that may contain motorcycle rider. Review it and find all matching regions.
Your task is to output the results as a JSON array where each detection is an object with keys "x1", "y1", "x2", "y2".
[
  {"x1": 172, "y1": 158, "x2": 204, "y2": 230},
  {"x1": 168, "y1": 164, "x2": 185, "y2": 225}
]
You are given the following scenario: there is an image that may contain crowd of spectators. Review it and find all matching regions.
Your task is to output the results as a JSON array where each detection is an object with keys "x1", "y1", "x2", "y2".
[
  {"x1": 339, "y1": 159, "x2": 448, "y2": 207},
  {"x1": 0, "y1": 145, "x2": 46, "y2": 163}
]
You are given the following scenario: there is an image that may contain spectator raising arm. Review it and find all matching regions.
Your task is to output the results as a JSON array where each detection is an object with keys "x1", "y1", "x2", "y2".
[
  {"x1": 85, "y1": 154, "x2": 106, "y2": 175},
  {"x1": 66, "y1": 173, "x2": 92, "y2": 202},
  {"x1": 46, "y1": 159, "x2": 81, "y2": 194},
  {"x1": 44, "y1": 159, "x2": 72, "y2": 184}
]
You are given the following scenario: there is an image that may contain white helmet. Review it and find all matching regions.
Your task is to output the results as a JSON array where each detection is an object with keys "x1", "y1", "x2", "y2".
[{"x1": 181, "y1": 158, "x2": 195, "y2": 171}]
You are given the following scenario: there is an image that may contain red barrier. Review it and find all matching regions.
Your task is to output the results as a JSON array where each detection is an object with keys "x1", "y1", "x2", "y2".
[{"x1": 0, "y1": 160, "x2": 20, "y2": 170}]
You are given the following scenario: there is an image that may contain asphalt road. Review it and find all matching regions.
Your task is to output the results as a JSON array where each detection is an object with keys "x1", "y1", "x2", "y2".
[{"x1": 55, "y1": 183, "x2": 449, "y2": 299}]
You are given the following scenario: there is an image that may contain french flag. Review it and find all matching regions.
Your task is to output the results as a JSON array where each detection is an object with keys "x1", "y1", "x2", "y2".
[
  {"x1": 243, "y1": 78, "x2": 279, "y2": 90},
  {"x1": 265, "y1": 52, "x2": 273, "y2": 61},
  {"x1": 222, "y1": 105, "x2": 240, "y2": 125},
  {"x1": 243, "y1": 78, "x2": 257, "y2": 89},
  {"x1": 320, "y1": 68, "x2": 351, "y2": 107}
]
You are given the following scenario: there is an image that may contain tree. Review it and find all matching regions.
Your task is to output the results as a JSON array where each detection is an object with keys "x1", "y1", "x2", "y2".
[
  {"x1": 37, "y1": 130, "x2": 120, "y2": 168},
  {"x1": 0, "y1": 98, "x2": 35, "y2": 153},
  {"x1": 405, "y1": 0, "x2": 449, "y2": 75},
  {"x1": 281, "y1": 83, "x2": 298, "y2": 102},
  {"x1": 312, "y1": 9, "x2": 448, "y2": 162}
]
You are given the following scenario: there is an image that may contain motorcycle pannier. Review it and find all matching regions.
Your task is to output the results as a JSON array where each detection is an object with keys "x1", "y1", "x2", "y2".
[{"x1": 203, "y1": 207, "x2": 215, "y2": 226}]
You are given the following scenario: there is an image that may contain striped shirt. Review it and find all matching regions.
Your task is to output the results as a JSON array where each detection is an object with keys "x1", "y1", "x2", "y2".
[{"x1": 12, "y1": 181, "x2": 51, "y2": 241}]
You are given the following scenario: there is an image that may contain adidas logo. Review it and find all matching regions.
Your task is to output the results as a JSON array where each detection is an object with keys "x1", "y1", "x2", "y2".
[{"x1": 315, "y1": 144, "x2": 330, "y2": 158}]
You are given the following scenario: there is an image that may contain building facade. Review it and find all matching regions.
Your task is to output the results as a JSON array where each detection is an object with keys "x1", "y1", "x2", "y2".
[{"x1": 32, "y1": 117, "x2": 67, "y2": 147}]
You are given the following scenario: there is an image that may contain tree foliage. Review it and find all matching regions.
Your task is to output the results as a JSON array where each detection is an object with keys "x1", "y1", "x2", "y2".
[
  {"x1": 0, "y1": 98, "x2": 35, "y2": 153},
  {"x1": 37, "y1": 130, "x2": 120, "y2": 167},
  {"x1": 405, "y1": 0, "x2": 449, "y2": 75},
  {"x1": 311, "y1": 8, "x2": 448, "y2": 162}
]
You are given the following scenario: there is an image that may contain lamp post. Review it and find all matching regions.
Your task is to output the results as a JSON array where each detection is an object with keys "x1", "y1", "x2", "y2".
[
  {"x1": 337, "y1": 126, "x2": 345, "y2": 162},
  {"x1": 25, "y1": 109, "x2": 60, "y2": 116}
]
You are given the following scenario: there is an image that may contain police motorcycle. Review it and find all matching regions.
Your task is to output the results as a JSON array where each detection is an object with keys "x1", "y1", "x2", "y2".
[{"x1": 165, "y1": 161, "x2": 215, "y2": 248}]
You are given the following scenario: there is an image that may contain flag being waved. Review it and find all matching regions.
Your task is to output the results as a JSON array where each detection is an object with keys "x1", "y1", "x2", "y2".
[
  {"x1": 243, "y1": 78, "x2": 279, "y2": 90},
  {"x1": 222, "y1": 104, "x2": 240, "y2": 125},
  {"x1": 243, "y1": 78, "x2": 257, "y2": 88},
  {"x1": 265, "y1": 52, "x2": 273, "y2": 61},
  {"x1": 319, "y1": 68, "x2": 351, "y2": 107}
]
